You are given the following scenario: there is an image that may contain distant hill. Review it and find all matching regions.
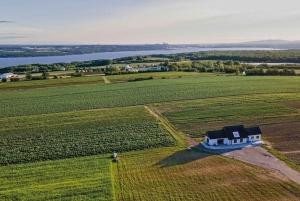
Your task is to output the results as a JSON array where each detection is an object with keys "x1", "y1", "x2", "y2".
[{"x1": 191, "y1": 40, "x2": 300, "y2": 49}]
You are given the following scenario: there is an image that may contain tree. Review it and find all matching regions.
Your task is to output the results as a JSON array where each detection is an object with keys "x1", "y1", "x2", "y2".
[
  {"x1": 42, "y1": 71, "x2": 50, "y2": 79},
  {"x1": 25, "y1": 72, "x2": 33, "y2": 80}
]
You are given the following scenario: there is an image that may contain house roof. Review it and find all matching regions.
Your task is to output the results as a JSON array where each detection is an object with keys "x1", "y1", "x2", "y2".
[
  {"x1": 223, "y1": 125, "x2": 249, "y2": 140},
  {"x1": 245, "y1": 126, "x2": 262, "y2": 136},
  {"x1": 206, "y1": 130, "x2": 227, "y2": 139}
]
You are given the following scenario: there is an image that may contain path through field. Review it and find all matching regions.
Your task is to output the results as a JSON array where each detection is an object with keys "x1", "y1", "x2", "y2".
[{"x1": 103, "y1": 76, "x2": 111, "y2": 83}]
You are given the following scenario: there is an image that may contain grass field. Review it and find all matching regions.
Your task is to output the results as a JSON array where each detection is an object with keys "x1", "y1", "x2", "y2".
[
  {"x1": 1, "y1": 76, "x2": 299, "y2": 118},
  {"x1": 0, "y1": 107, "x2": 175, "y2": 165},
  {"x1": 113, "y1": 146, "x2": 300, "y2": 201},
  {"x1": 0, "y1": 155, "x2": 114, "y2": 201}
]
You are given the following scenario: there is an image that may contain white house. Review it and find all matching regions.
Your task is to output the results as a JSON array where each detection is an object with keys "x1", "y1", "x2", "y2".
[
  {"x1": 60, "y1": 67, "x2": 66, "y2": 71},
  {"x1": 205, "y1": 125, "x2": 262, "y2": 146},
  {"x1": 0, "y1": 73, "x2": 18, "y2": 79}
]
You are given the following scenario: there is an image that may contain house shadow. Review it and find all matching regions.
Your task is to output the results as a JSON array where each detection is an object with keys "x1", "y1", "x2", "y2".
[
  {"x1": 153, "y1": 143, "x2": 246, "y2": 168},
  {"x1": 153, "y1": 148, "x2": 211, "y2": 168}
]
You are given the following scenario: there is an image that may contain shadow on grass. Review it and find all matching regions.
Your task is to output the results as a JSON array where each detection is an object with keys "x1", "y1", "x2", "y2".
[{"x1": 153, "y1": 148, "x2": 210, "y2": 168}]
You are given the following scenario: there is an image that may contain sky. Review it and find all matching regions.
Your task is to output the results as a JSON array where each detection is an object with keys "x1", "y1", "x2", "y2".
[{"x1": 1, "y1": 0, "x2": 300, "y2": 44}]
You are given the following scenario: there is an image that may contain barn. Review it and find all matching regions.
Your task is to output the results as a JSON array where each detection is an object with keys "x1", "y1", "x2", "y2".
[{"x1": 205, "y1": 125, "x2": 262, "y2": 146}]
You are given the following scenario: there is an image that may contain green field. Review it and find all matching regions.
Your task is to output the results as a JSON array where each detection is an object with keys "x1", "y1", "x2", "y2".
[
  {"x1": 1, "y1": 75, "x2": 300, "y2": 200},
  {"x1": 154, "y1": 93, "x2": 300, "y2": 137},
  {"x1": 153, "y1": 92, "x2": 300, "y2": 170},
  {"x1": 0, "y1": 107, "x2": 175, "y2": 165},
  {"x1": 113, "y1": 147, "x2": 300, "y2": 201},
  {"x1": 0, "y1": 155, "x2": 114, "y2": 201},
  {"x1": 1, "y1": 76, "x2": 300, "y2": 118},
  {"x1": 0, "y1": 75, "x2": 105, "y2": 91},
  {"x1": 2, "y1": 145, "x2": 300, "y2": 200}
]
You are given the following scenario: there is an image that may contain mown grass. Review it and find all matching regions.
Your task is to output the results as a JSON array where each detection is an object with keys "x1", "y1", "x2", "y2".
[
  {"x1": 0, "y1": 155, "x2": 114, "y2": 201},
  {"x1": 0, "y1": 107, "x2": 175, "y2": 165},
  {"x1": 113, "y1": 146, "x2": 300, "y2": 201},
  {"x1": 1, "y1": 76, "x2": 300, "y2": 118}
]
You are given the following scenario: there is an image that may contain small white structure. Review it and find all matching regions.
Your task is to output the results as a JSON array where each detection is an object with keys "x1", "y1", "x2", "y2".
[
  {"x1": 32, "y1": 69, "x2": 37, "y2": 72},
  {"x1": 205, "y1": 125, "x2": 262, "y2": 146},
  {"x1": 0, "y1": 73, "x2": 18, "y2": 79},
  {"x1": 60, "y1": 67, "x2": 66, "y2": 71},
  {"x1": 124, "y1": 65, "x2": 132, "y2": 70}
]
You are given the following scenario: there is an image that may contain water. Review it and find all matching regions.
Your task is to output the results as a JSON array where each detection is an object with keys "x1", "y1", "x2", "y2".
[{"x1": 0, "y1": 47, "x2": 274, "y2": 68}]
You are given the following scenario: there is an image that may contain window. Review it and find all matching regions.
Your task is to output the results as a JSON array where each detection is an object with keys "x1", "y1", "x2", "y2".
[
  {"x1": 240, "y1": 139, "x2": 243, "y2": 143},
  {"x1": 251, "y1": 136, "x2": 254, "y2": 139},
  {"x1": 234, "y1": 139, "x2": 237, "y2": 143},
  {"x1": 256, "y1": 136, "x2": 259, "y2": 139}
]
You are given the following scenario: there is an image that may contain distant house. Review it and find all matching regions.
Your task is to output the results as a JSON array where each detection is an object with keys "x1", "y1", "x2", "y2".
[
  {"x1": 205, "y1": 125, "x2": 262, "y2": 146},
  {"x1": 124, "y1": 65, "x2": 132, "y2": 70},
  {"x1": 60, "y1": 67, "x2": 66, "y2": 71},
  {"x1": 0, "y1": 73, "x2": 18, "y2": 79}
]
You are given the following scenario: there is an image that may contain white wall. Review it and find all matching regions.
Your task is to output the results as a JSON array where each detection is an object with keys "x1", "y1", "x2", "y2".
[
  {"x1": 230, "y1": 138, "x2": 248, "y2": 145},
  {"x1": 249, "y1": 135, "x2": 261, "y2": 142}
]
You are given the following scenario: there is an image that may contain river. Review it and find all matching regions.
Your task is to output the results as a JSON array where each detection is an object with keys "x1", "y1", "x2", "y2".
[{"x1": 0, "y1": 47, "x2": 274, "y2": 68}]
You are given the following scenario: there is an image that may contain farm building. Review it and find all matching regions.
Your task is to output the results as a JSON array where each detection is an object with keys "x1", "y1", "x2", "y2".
[
  {"x1": 0, "y1": 73, "x2": 18, "y2": 79},
  {"x1": 205, "y1": 125, "x2": 262, "y2": 146}
]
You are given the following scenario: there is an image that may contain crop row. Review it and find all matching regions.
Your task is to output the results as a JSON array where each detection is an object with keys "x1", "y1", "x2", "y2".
[
  {"x1": 0, "y1": 76, "x2": 300, "y2": 117},
  {"x1": 0, "y1": 123, "x2": 175, "y2": 165}
]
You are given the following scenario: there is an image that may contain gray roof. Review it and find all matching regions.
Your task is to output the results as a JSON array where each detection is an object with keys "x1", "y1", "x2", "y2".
[
  {"x1": 206, "y1": 125, "x2": 262, "y2": 140},
  {"x1": 223, "y1": 125, "x2": 249, "y2": 140},
  {"x1": 245, "y1": 126, "x2": 262, "y2": 136},
  {"x1": 206, "y1": 130, "x2": 227, "y2": 139}
]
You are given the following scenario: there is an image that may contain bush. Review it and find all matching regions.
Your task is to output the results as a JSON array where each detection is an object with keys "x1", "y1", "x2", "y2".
[
  {"x1": 1, "y1": 78, "x2": 7, "y2": 82},
  {"x1": 53, "y1": 75, "x2": 58, "y2": 79},
  {"x1": 10, "y1": 77, "x2": 20, "y2": 82}
]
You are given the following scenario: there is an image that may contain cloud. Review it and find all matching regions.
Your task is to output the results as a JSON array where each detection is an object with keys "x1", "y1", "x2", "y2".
[{"x1": 0, "y1": 21, "x2": 15, "y2": 23}]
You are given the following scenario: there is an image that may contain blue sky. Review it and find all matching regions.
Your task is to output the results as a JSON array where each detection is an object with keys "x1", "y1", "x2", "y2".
[{"x1": 1, "y1": 0, "x2": 300, "y2": 44}]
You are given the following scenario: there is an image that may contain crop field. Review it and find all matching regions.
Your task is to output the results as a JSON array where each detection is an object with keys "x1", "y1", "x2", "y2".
[
  {"x1": 154, "y1": 93, "x2": 300, "y2": 137},
  {"x1": 154, "y1": 92, "x2": 300, "y2": 170},
  {"x1": 2, "y1": 146, "x2": 300, "y2": 200},
  {"x1": 113, "y1": 146, "x2": 300, "y2": 201},
  {"x1": 0, "y1": 155, "x2": 114, "y2": 201},
  {"x1": 261, "y1": 122, "x2": 300, "y2": 166},
  {"x1": 0, "y1": 75, "x2": 105, "y2": 91},
  {"x1": 105, "y1": 71, "x2": 214, "y2": 83},
  {"x1": 0, "y1": 107, "x2": 175, "y2": 165},
  {"x1": 0, "y1": 76, "x2": 300, "y2": 118}
]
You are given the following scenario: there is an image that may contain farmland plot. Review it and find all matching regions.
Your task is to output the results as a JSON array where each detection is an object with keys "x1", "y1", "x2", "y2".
[
  {"x1": 0, "y1": 155, "x2": 114, "y2": 201},
  {"x1": 0, "y1": 76, "x2": 300, "y2": 118},
  {"x1": 155, "y1": 93, "x2": 300, "y2": 137},
  {"x1": 0, "y1": 107, "x2": 175, "y2": 165},
  {"x1": 113, "y1": 146, "x2": 300, "y2": 201}
]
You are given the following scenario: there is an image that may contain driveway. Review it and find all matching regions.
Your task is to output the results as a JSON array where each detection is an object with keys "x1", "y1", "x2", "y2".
[{"x1": 221, "y1": 146, "x2": 300, "y2": 185}]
